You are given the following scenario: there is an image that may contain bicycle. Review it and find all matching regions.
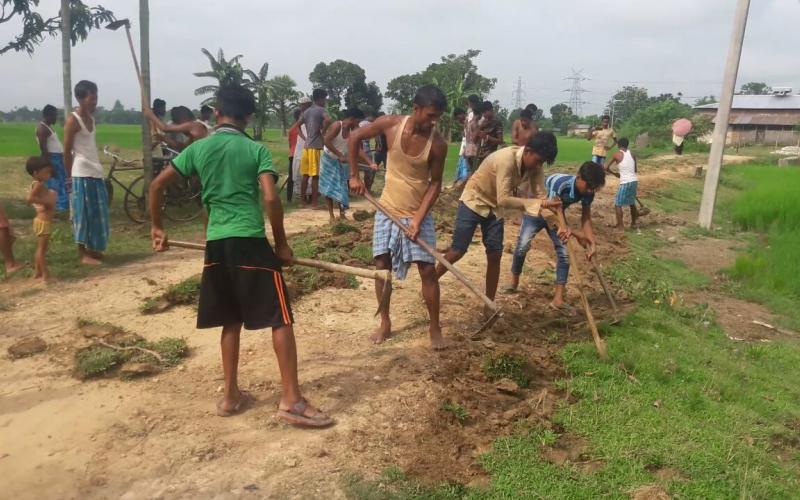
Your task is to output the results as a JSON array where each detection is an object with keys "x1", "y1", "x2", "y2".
[{"x1": 103, "y1": 146, "x2": 203, "y2": 224}]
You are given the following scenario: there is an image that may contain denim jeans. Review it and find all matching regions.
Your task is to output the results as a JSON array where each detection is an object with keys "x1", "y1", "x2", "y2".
[{"x1": 510, "y1": 214, "x2": 569, "y2": 284}]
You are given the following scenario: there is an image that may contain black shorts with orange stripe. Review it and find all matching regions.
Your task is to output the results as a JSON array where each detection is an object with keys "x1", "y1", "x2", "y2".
[{"x1": 197, "y1": 237, "x2": 294, "y2": 330}]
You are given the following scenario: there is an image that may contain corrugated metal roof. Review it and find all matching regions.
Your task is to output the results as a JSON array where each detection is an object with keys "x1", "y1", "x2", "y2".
[
  {"x1": 695, "y1": 95, "x2": 800, "y2": 110},
  {"x1": 707, "y1": 112, "x2": 800, "y2": 126}
]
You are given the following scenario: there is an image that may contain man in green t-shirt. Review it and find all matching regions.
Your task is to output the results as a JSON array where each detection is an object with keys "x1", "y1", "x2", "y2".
[{"x1": 148, "y1": 85, "x2": 333, "y2": 428}]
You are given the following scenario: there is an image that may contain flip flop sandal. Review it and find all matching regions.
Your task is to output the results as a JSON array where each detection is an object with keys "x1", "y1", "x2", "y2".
[
  {"x1": 277, "y1": 398, "x2": 334, "y2": 428},
  {"x1": 549, "y1": 302, "x2": 576, "y2": 317},
  {"x1": 502, "y1": 286, "x2": 519, "y2": 294},
  {"x1": 216, "y1": 391, "x2": 254, "y2": 417}
]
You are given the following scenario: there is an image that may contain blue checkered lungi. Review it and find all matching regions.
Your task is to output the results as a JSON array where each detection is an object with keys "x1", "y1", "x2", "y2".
[
  {"x1": 71, "y1": 177, "x2": 110, "y2": 252},
  {"x1": 319, "y1": 153, "x2": 350, "y2": 208},
  {"x1": 372, "y1": 211, "x2": 436, "y2": 280},
  {"x1": 615, "y1": 181, "x2": 638, "y2": 207}
]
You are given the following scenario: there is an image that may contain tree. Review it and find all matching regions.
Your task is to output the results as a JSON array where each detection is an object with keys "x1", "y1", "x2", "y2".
[
  {"x1": 0, "y1": 0, "x2": 115, "y2": 55},
  {"x1": 267, "y1": 75, "x2": 300, "y2": 136},
  {"x1": 619, "y1": 100, "x2": 693, "y2": 144},
  {"x1": 549, "y1": 104, "x2": 574, "y2": 133},
  {"x1": 739, "y1": 82, "x2": 772, "y2": 95},
  {"x1": 309, "y1": 59, "x2": 368, "y2": 113},
  {"x1": 386, "y1": 49, "x2": 496, "y2": 138},
  {"x1": 244, "y1": 62, "x2": 270, "y2": 140},
  {"x1": 386, "y1": 73, "x2": 424, "y2": 113},
  {"x1": 694, "y1": 95, "x2": 717, "y2": 106},
  {"x1": 606, "y1": 86, "x2": 650, "y2": 127},
  {"x1": 194, "y1": 48, "x2": 249, "y2": 105},
  {"x1": 345, "y1": 80, "x2": 382, "y2": 115}
]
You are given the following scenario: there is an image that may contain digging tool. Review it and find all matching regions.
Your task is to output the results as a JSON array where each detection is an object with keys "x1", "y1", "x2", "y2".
[
  {"x1": 587, "y1": 258, "x2": 620, "y2": 319},
  {"x1": 550, "y1": 211, "x2": 609, "y2": 359},
  {"x1": 106, "y1": 19, "x2": 146, "y2": 108},
  {"x1": 361, "y1": 192, "x2": 502, "y2": 334},
  {"x1": 635, "y1": 197, "x2": 651, "y2": 216},
  {"x1": 167, "y1": 240, "x2": 392, "y2": 316}
]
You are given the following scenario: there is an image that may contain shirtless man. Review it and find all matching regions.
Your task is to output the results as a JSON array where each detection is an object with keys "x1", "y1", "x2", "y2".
[
  {"x1": 145, "y1": 105, "x2": 209, "y2": 152},
  {"x1": 511, "y1": 107, "x2": 539, "y2": 147},
  {"x1": 347, "y1": 85, "x2": 449, "y2": 349}
]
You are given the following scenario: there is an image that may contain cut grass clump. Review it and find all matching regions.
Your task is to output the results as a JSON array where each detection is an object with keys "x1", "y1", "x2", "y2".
[
  {"x1": 73, "y1": 320, "x2": 189, "y2": 380},
  {"x1": 440, "y1": 400, "x2": 469, "y2": 425},
  {"x1": 331, "y1": 220, "x2": 359, "y2": 235},
  {"x1": 342, "y1": 468, "x2": 467, "y2": 500},
  {"x1": 140, "y1": 275, "x2": 201, "y2": 314},
  {"x1": 353, "y1": 243, "x2": 373, "y2": 265},
  {"x1": 483, "y1": 353, "x2": 530, "y2": 388}
]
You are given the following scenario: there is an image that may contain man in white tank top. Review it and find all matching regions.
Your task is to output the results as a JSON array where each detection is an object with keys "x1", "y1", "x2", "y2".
[
  {"x1": 604, "y1": 137, "x2": 639, "y2": 230},
  {"x1": 35, "y1": 105, "x2": 69, "y2": 212},
  {"x1": 63, "y1": 80, "x2": 109, "y2": 266}
]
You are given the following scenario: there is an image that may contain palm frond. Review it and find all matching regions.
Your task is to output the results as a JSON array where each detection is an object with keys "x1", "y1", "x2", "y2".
[{"x1": 194, "y1": 85, "x2": 219, "y2": 96}]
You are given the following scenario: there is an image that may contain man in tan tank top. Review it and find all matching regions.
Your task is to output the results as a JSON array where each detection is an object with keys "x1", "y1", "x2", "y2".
[{"x1": 348, "y1": 85, "x2": 449, "y2": 349}]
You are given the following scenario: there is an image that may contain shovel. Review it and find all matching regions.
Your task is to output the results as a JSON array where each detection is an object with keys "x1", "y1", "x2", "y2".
[
  {"x1": 167, "y1": 240, "x2": 392, "y2": 316},
  {"x1": 636, "y1": 197, "x2": 651, "y2": 216},
  {"x1": 361, "y1": 192, "x2": 503, "y2": 334}
]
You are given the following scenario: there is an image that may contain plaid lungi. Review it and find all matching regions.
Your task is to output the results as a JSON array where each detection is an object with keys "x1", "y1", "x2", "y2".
[
  {"x1": 71, "y1": 177, "x2": 109, "y2": 252},
  {"x1": 319, "y1": 153, "x2": 350, "y2": 208},
  {"x1": 372, "y1": 211, "x2": 435, "y2": 280},
  {"x1": 615, "y1": 181, "x2": 638, "y2": 207}
]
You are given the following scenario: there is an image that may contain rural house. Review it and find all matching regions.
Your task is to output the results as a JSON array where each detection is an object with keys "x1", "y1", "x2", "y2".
[{"x1": 694, "y1": 88, "x2": 800, "y2": 146}]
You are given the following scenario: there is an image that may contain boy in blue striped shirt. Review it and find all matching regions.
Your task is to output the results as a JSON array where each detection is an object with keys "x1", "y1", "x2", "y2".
[{"x1": 506, "y1": 161, "x2": 606, "y2": 315}]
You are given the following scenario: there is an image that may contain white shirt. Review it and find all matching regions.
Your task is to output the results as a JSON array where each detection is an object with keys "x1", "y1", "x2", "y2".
[
  {"x1": 37, "y1": 122, "x2": 63, "y2": 153},
  {"x1": 459, "y1": 109, "x2": 474, "y2": 156},
  {"x1": 618, "y1": 149, "x2": 637, "y2": 185},
  {"x1": 70, "y1": 112, "x2": 103, "y2": 178}
]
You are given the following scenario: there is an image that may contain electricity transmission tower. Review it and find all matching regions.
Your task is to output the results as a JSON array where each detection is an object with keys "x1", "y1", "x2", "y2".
[
  {"x1": 563, "y1": 69, "x2": 589, "y2": 116},
  {"x1": 512, "y1": 77, "x2": 525, "y2": 110}
]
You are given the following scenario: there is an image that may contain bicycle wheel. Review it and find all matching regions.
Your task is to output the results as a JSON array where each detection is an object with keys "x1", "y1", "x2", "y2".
[
  {"x1": 123, "y1": 175, "x2": 147, "y2": 224},
  {"x1": 163, "y1": 175, "x2": 203, "y2": 222}
]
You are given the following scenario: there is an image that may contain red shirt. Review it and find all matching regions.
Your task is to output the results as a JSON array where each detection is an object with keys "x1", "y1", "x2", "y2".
[{"x1": 288, "y1": 127, "x2": 299, "y2": 155}]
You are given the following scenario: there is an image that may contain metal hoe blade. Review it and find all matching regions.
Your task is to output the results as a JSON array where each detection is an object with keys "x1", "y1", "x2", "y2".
[
  {"x1": 105, "y1": 19, "x2": 131, "y2": 31},
  {"x1": 375, "y1": 278, "x2": 392, "y2": 317}
]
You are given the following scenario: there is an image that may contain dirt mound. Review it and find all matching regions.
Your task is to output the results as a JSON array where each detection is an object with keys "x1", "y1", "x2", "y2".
[{"x1": 7, "y1": 336, "x2": 47, "y2": 359}]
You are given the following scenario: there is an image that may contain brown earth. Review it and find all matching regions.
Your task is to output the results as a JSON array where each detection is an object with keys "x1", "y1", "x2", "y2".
[{"x1": 0, "y1": 154, "x2": 771, "y2": 499}]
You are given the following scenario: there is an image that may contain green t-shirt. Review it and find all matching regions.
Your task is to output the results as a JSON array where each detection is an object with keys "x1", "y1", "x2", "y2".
[{"x1": 171, "y1": 127, "x2": 277, "y2": 241}]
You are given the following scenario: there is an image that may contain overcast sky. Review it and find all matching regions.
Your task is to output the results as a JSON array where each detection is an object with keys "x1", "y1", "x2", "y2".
[{"x1": 1, "y1": 0, "x2": 798, "y2": 116}]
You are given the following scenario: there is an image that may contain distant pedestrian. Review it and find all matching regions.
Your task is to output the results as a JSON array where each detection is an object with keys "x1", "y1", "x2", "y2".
[
  {"x1": 477, "y1": 101, "x2": 504, "y2": 166},
  {"x1": 587, "y1": 114, "x2": 616, "y2": 165},
  {"x1": 511, "y1": 106, "x2": 539, "y2": 147},
  {"x1": 295, "y1": 89, "x2": 331, "y2": 208},
  {"x1": 0, "y1": 203, "x2": 23, "y2": 276},
  {"x1": 35, "y1": 105, "x2": 69, "y2": 212},
  {"x1": 604, "y1": 138, "x2": 639, "y2": 230},
  {"x1": 290, "y1": 97, "x2": 312, "y2": 200},
  {"x1": 63, "y1": 80, "x2": 108, "y2": 266},
  {"x1": 451, "y1": 108, "x2": 470, "y2": 186}
]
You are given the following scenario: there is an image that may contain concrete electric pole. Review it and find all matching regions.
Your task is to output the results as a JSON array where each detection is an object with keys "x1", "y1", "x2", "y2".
[{"x1": 698, "y1": 0, "x2": 751, "y2": 229}]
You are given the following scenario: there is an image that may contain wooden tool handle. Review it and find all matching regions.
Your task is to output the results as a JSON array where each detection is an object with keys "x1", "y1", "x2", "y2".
[
  {"x1": 566, "y1": 238, "x2": 609, "y2": 359},
  {"x1": 362, "y1": 192, "x2": 499, "y2": 312},
  {"x1": 168, "y1": 240, "x2": 390, "y2": 281}
]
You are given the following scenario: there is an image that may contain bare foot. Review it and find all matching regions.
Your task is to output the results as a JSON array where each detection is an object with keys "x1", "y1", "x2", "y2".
[
  {"x1": 4, "y1": 262, "x2": 25, "y2": 275},
  {"x1": 216, "y1": 390, "x2": 254, "y2": 417},
  {"x1": 429, "y1": 327, "x2": 452, "y2": 351},
  {"x1": 80, "y1": 255, "x2": 102, "y2": 266},
  {"x1": 370, "y1": 322, "x2": 392, "y2": 344}
]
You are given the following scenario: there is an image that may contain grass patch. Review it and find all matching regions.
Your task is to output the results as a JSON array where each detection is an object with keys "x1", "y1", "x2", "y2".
[
  {"x1": 353, "y1": 243, "x2": 373, "y2": 265},
  {"x1": 141, "y1": 275, "x2": 201, "y2": 314},
  {"x1": 342, "y1": 468, "x2": 466, "y2": 500},
  {"x1": 440, "y1": 400, "x2": 469, "y2": 425},
  {"x1": 74, "y1": 337, "x2": 189, "y2": 380},
  {"x1": 331, "y1": 220, "x2": 359, "y2": 235},
  {"x1": 482, "y1": 353, "x2": 530, "y2": 388}
]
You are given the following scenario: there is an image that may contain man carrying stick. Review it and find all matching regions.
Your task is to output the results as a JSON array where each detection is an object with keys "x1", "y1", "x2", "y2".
[
  {"x1": 348, "y1": 85, "x2": 449, "y2": 349},
  {"x1": 149, "y1": 85, "x2": 333, "y2": 427},
  {"x1": 436, "y1": 132, "x2": 562, "y2": 308}
]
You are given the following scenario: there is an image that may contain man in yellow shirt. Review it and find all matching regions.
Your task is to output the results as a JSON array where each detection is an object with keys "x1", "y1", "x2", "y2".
[
  {"x1": 436, "y1": 132, "x2": 562, "y2": 305},
  {"x1": 587, "y1": 115, "x2": 616, "y2": 165}
]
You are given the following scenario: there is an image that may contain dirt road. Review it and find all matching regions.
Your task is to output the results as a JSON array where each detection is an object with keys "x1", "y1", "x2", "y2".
[{"x1": 0, "y1": 155, "x2": 741, "y2": 499}]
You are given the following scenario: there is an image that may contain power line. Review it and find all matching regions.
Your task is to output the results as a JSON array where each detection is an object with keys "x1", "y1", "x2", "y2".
[{"x1": 564, "y1": 69, "x2": 589, "y2": 116}]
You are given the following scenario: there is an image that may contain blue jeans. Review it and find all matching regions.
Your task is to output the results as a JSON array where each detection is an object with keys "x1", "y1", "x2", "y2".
[
  {"x1": 511, "y1": 214, "x2": 569, "y2": 284},
  {"x1": 592, "y1": 155, "x2": 605, "y2": 165}
]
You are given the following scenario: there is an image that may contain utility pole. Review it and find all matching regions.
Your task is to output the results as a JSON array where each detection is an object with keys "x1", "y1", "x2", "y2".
[
  {"x1": 698, "y1": 0, "x2": 751, "y2": 229},
  {"x1": 564, "y1": 69, "x2": 589, "y2": 117},
  {"x1": 139, "y1": 0, "x2": 153, "y2": 204},
  {"x1": 60, "y1": 0, "x2": 71, "y2": 123},
  {"x1": 512, "y1": 77, "x2": 525, "y2": 110}
]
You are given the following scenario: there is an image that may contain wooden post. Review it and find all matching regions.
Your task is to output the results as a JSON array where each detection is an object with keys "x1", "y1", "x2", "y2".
[
  {"x1": 139, "y1": 0, "x2": 154, "y2": 207},
  {"x1": 60, "y1": 0, "x2": 71, "y2": 123},
  {"x1": 697, "y1": 0, "x2": 751, "y2": 229}
]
